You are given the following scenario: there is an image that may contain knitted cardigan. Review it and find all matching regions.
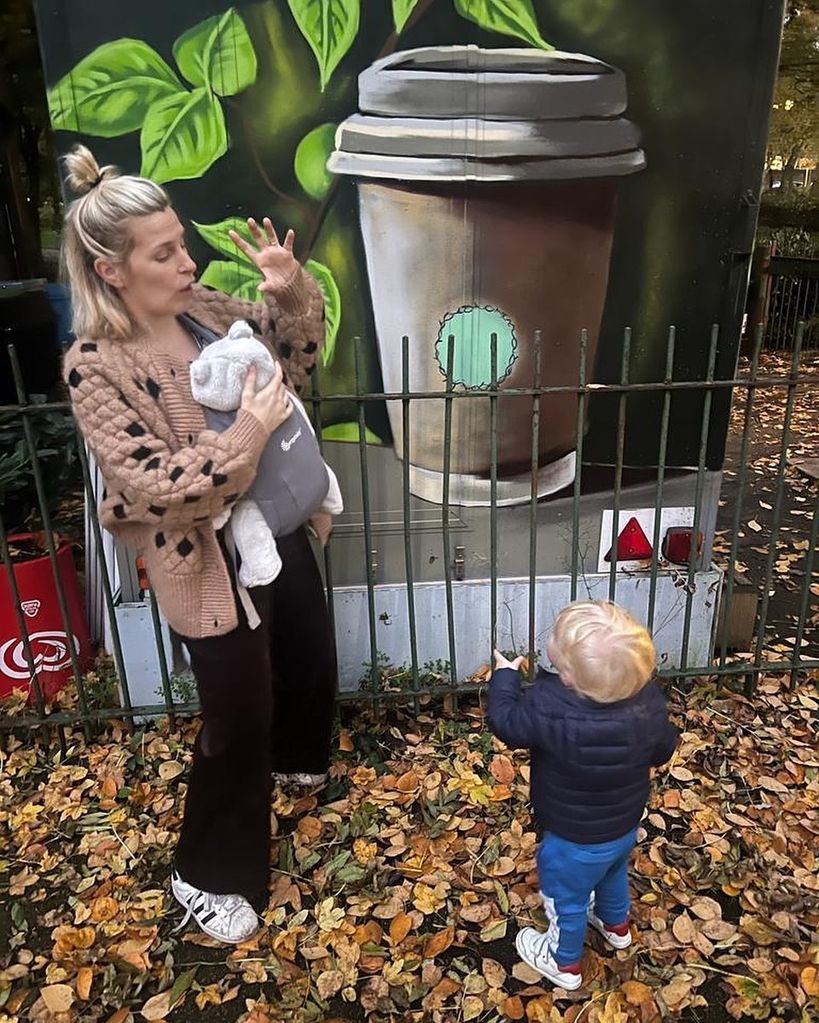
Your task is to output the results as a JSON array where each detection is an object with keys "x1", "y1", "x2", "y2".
[{"x1": 64, "y1": 271, "x2": 325, "y2": 639}]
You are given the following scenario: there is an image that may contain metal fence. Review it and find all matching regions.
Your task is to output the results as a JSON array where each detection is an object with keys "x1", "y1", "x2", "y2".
[
  {"x1": 0, "y1": 322, "x2": 817, "y2": 740},
  {"x1": 750, "y1": 249, "x2": 819, "y2": 349}
]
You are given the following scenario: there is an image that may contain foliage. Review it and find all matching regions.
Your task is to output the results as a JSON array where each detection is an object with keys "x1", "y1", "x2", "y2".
[
  {"x1": 765, "y1": 1, "x2": 819, "y2": 189},
  {"x1": 0, "y1": 403, "x2": 79, "y2": 535},
  {"x1": 1, "y1": 678, "x2": 818, "y2": 1021},
  {"x1": 48, "y1": 9, "x2": 256, "y2": 183}
]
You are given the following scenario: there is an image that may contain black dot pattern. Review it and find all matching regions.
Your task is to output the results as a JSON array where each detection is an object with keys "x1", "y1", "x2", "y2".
[
  {"x1": 68, "y1": 368, "x2": 82, "y2": 387},
  {"x1": 148, "y1": 505, "x2": 166, "y2": 517},
  {"x1": 176, "y1": 538, "x2": 194, "y2": 557},
  {"x1": 125, "y1": 422, "x2": 146, "y2": 437},
  {"x1": 184, "y1": 495, "x2": 200, "y2": 504},
  {"x1": 130, "y1": 445, "x2": 152, "y2": 462},
  {"x1": 113, "y1": 504, "x2": 126, "y2": 520},
  {"x1": 170, "y1": 466, "x2": 184, "y2": 482},
  {"x1": 145, "y1": 378, "x2": 161, "y2": 400},
  {"x1": 80, "y1": 342, "x2": 97, "y2": 353},
  {"x1": 211, "y1": 473, "x2": 228, "y2": 487},
  {"x1": 145, "y1": 457, "x2": 160, "y2": 471},
  {"x1": 201, "y1": 460, "x2": 213, "y2": 476},
  {"x1": 279, "y1": 342, "x2": 293, "y2": 359},
  {"x1": 155, "y1": 532, "x2": 166, "y2": 548}
]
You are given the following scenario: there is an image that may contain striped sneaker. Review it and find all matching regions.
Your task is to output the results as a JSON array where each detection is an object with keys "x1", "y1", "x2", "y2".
[{"x1": 170, "y1": 871, "x2": 259, "y2": 944}]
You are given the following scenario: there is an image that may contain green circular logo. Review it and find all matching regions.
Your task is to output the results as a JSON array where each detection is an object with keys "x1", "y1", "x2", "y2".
[{"x1": 434, "y1": 306, "x2": 518, "y2": 389}]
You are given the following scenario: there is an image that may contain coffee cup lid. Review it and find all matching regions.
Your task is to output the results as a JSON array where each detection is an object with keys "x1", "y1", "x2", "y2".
[{"x1": 329, "y1": 46, "x2": 645, "y2": 182}]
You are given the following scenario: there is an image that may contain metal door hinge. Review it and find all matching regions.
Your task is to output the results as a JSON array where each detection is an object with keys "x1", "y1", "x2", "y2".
[{"x1": 454, "y1": 545, "x2": 466, "y2": 581}]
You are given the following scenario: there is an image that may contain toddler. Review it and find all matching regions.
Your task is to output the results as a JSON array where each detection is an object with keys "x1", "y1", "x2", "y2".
[{"x1": 488, "y1": 600, "x2": 679, "y2": 990}]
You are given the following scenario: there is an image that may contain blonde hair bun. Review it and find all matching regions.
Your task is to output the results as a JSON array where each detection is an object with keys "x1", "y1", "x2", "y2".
[{"x1": 63, "y1": 144, "x2": 118, "y2": 195}]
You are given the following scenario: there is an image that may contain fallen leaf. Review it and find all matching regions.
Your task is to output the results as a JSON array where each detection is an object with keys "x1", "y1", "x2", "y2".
[
  {"x1": 75, "y1": 966, "x2": 93, "y2": 1001},
  {"x1": 141, "y1": 991, "x2": 171, "y2": 1021},
  {"x1": 502, "y1": 994, "x2": 525, "y2": 1020},
  {"x1": 389, "y1": 912, "x2": 413, "y2": 945},
  {"x1": 40, "y1": 985, "x2": 74, "y2": 1014}
]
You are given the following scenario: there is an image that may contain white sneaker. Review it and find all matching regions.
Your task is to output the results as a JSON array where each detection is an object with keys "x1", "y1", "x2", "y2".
[
  {"x1": 587, "y1": 910, "x2": 633, "y2": 949},
  {"x1": 171, "y1": 871, "x2": 259, "y2": 944},
  {"x1": 515, "y1": 927, "x2": 583, "y2": 990},
  {"x1": 272, "y1": 771, "x2": 327, "y2": 788}
]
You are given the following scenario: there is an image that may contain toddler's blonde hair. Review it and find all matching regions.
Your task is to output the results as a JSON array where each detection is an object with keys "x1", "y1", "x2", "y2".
[{"x1": 549, "y1": 600, "x2": 656, "y2": 703}]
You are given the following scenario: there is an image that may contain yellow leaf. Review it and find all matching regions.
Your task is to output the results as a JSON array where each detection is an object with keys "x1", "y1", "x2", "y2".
[
  {"x1": 463, "y1": 995, "x2": 484, "y2": 1021},
  {"x1": 90, "y1": 896, "x2": 120, "y2": 922},
  {"x1": 423, "y1": 925, "x2": 454, "y2": 959},
  {"x1": 316, "y1": 969, "x2": 344, "y2": 1000},
  {"x1": 40, "y1": 984, "x2": 74, "y2": 1014},
  {"x1": 526, "y1": 995, "x2": 554, "y2": 1021},
  {"x1": 76, "y1": 966, "x2": 93, "y2": 1001},
  {"x1": 481, "y1": 957, "x2": 506, "y2": 989},
  {"x1": 389, "y1": 912, "x2": 413, "y2": 945},
  {"x1": 747, "y1": 519, "x2": 762, "y2": 532},
  {"x1": 598, "y1": 992, "x2": 629, "y2": 1023},
  {"x1": 689, "y1": 896, "x2": 722, "y2": 921}
]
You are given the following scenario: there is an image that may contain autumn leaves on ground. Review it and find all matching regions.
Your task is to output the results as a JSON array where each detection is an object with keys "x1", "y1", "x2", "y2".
[{"x1": 1, "y1": 673, "x2": 817, "y2": 1023}]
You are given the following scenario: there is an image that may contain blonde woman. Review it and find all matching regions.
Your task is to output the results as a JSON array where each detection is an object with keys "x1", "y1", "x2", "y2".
[
  {"x1": 61, "y1": 146, "x2": 338, "y2": 943},
  {"x1": 489, "y1": 601, "x2": 679, "y2": 990}
]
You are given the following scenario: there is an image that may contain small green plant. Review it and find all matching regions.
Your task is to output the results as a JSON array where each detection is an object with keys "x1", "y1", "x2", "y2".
[
  {"x1": 154, "y1": 672, "x2": 198, "y2": 707},
  {"x1": 0, "y1": 403, "x2": 80, "y2": 536}
]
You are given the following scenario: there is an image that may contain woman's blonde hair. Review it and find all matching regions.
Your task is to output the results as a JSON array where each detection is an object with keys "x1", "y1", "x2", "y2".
[
  {"x1": 549, "y1": 600, "x2": 656, "y2": 703},
  {"x1": 61, "y1": 145, "x2": 171, "y2": 339}
]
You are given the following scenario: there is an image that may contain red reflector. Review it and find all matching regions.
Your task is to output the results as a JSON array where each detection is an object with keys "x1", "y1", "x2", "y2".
[
  {"x1": 135, "y1": 556, "x2": 151, "y2": 591},
  {"x1": 662, "y1": 527, "x2": 703, "y2": 565},
  {"x1": 604, "y1": 516, "x2": 653, "y2": 562}
]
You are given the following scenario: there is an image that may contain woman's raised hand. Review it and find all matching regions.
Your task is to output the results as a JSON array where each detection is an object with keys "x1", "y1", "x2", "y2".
[
  {"x1": 228, "y1": 217, "x2": 300, "y2": 293},
  {"x1": 240, "y1": 363, "x2": 292, "y2": 434}
]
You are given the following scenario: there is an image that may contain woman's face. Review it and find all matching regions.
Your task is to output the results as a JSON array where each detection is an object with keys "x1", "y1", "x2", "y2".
[{"x1": 100, "y1": 207, "x2": 197, "y2": 323}]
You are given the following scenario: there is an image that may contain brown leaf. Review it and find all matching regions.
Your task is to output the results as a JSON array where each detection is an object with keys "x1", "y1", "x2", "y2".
[
  {"x1": 599, "y1": 992, "x2": 629, "y2": 1023},
  {"x1": 800, "y1": 966, "x2": 819, "y2": 996},
  {"x1": 526, "y1": 995, "x2": 554, "y2": 1021},
  {"x1": 338, "y1": 729, "x2": 354, "y2": 752},
  {"x1": 502, "y1": 995, "x2": 525, "y2": 1020},
  {"x1": 512, "y1": 962, "x2": 543, "y2": 984},
  {"x1": 672, "y1": 912, "x2": 697, "y2": 945},
  {"x1": 489, "y1": 754, "x2": 515, "y2": 784},
  {"x1": 75, "y1": 966, "x2": 93, "y2": 1001},
  {"x1": 481, "y1": 957, "x2": 506, "y2": 989},
  {"x1": 389, "y1": 912, "x2": 413, "y2": 945},
  {"x1": 158, "y1": 761, "x2": 184, "y2": 781},
  {"x1": 423, "y1": 925, "x2": 455, "y2": 959},
  {"x1": 689, "y1": 896, "x2": 722, "y2": 922},
  {"x1": 621, "y1": 981, "x2": 654, "y2": 1005},
  {"x1": 141, "y1": 990, "x2": 172, "y2": 1021},
  {"x1": 316, "y1": 970, "x2": 344, "y2": 1000},
  {"x1": 396, "y1": 771, "x2": 420, "y2": 792},
  {"x1": 106, "y1": 1010, "x2": 131, "y2": 1023}
]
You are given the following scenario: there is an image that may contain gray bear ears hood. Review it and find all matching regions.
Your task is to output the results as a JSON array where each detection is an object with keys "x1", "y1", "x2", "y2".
[{"x1": 190, "y1": 320, "x2": 278, "y2": 411}]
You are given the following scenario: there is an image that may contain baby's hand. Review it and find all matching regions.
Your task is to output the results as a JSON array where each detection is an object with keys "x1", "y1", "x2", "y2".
[{"x1": 493, "y1": 649, "x2": 524, "y2": 672}]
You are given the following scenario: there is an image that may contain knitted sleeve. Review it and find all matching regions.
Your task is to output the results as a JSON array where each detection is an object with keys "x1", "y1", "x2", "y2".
[
  {"x1": 187, "y1": 266, "x2": 325, "y2": 392},
  {"x1": 65, "y1": 345, "x2": 269, "y2": 530}
]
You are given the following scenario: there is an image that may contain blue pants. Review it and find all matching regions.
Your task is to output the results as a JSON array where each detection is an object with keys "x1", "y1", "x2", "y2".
[{"x1": 537, "y1": 829, "x2": 637, "y2": 966}]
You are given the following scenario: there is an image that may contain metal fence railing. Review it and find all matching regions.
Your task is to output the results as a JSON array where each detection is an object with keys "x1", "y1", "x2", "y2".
[
  {"x1": 1, "y1": 322, "x2": 817, "y2": 739},
  {"x1": 748, "y1": 247, "x2": 819, "y2": 350}
]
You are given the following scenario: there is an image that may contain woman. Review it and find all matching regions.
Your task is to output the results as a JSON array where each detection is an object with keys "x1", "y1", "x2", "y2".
[{"x1": 62, "y1": 145, "x2": 338, "y2": 943}]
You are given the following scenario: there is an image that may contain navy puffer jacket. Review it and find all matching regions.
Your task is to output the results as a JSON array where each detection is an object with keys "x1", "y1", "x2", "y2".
[{"x1": 488, "y1": 668, "x2": 679, "y2": 844}]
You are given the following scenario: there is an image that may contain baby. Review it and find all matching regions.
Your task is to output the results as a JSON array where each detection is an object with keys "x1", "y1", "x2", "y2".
[
  {"x1": 488, "y1": 600, "x2": 679, "y2": 990},
  {"x1": 190, "y1": 320, "x2": 342, "y2": 590}
]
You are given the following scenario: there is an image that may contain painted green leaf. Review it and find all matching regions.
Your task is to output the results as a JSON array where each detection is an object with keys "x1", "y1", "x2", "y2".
[
  {"x1": 173, "y1": 8, "x2": 257, "y2": 96},
  {"x1": 199, "y1": 259, "x2": 260, "y2": 300},
  {"x1": 286, "y1": 0, "x2": 360, "y2": 91},
  {"x1": 322, "y1": 423, "x2": 383, "y2": 445},
  {"x1": 48, "y1": 39, "x2": 182, "y2": 136},
  {"x1": 140, "y1": 87, "x2": 227, "y2": 183},
  {"x1": 453, "y1": 0, "x2": 554, "y2": 49},
  {"x1": 306, "y1": 259, "x2": 341, "y2": 367},
  {"x1": 192, "y1": 217, "x2": 255, "y2": 266},
  {"x1": 294, "y1": 123, "x2": 337, "y2": 200},
  {"x1": 392, "y1": 0, "x2": 421, "y2": 31}
]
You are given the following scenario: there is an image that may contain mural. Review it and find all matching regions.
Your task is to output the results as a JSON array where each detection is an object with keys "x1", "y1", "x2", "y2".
[{"x1": 35, "y1": 0, "x2": 783, "y2": 504}]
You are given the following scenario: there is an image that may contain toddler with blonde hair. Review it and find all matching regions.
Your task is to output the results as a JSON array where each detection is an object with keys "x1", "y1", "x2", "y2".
[{"x1": 488, "y1": 600, "x2": 679, "y2": 991}]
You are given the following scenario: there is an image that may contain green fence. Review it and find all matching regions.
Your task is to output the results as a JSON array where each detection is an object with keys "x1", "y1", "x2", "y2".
[{"x1": 1, "y1": 323, "x2": 816, "y2": 739}]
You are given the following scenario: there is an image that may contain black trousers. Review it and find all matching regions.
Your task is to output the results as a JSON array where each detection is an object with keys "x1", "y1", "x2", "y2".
[{"x1": 174, "y1": 527, "x2": 337, "y2": 901}]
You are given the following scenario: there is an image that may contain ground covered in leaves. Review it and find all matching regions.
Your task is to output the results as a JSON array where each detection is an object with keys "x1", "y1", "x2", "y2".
[{"x1": 1, "y1": 675, "x2": 818, "y2": 1023}]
